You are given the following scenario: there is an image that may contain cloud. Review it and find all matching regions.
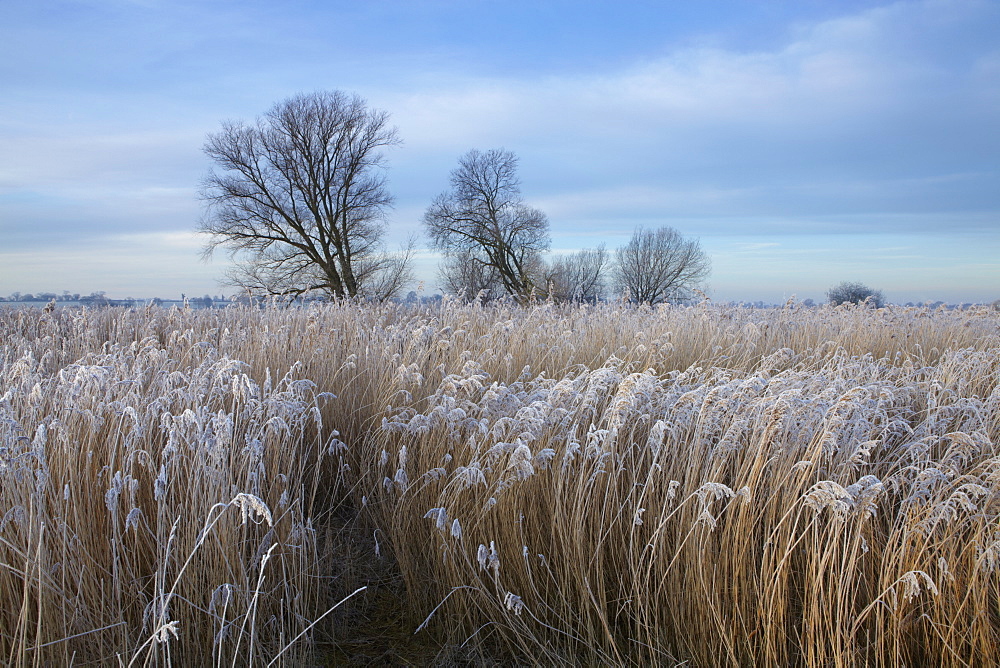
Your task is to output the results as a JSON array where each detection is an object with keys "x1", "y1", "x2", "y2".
[
  {"x1": 733, "y1": 242, "x2": 781, "y2": 251},
  {"x1": 375, "y1": 0, "x2": 999, "y2": 239}
]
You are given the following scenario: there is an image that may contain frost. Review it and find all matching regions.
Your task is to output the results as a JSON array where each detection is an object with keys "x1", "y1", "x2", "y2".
[
  {"x1": 125, "y1": 507, "x2": 143, "y2": 532},
  {"x1": 503, "y1": 591, "x2": 525, "y2": 615},
  {"x1": 532, "y1": 448, "x2": 557, "y2": 470},
  {"x1": 803, "y1": 481, "x2": 854, "y2": 521},
  {"x1": 154, "y1": 463, "x2": 169, "y2": 501},
  {"x1": 154, "y1": 620, "x2": 181, "y2": 644},
  {"x1": 509, "y1": 443, "x2": 535, "y2": 480},
  {"x1": 477, "y1": 541, "x2": 500, "y2": 573},
  {"x1": 453, "y1": 463, "x2": 486, "y2": 488},
  {"x1": 423, "y1": 507, "x2": 449, "y2": 531},
  {"x1": 232, "y1": 493, "x2": 273, "y2": 527}
]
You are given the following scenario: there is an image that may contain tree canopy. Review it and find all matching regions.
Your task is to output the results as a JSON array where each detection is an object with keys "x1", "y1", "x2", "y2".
[
  {"x1": 200, "y1": 91, "x2": 412, "y2": 301},
  {"x1": 613, "y1": 226, "x2": 710, "y2": 304},
  {"x1": 424, "y1": 149, "x2": 550, "y2": 301},
  {"x1": 827, "y1": 281, "x2": 885, "y2": 308}
]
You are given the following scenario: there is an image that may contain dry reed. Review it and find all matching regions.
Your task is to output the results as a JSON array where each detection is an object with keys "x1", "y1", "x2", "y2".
[{"x1": 1, "y1": 299, "x2": 998, "y2": 665}]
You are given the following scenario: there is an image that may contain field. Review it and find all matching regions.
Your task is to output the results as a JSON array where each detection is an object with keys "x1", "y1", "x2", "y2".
[{"x1": 2, "y1": 300, "x2": 999, "y2": 666}]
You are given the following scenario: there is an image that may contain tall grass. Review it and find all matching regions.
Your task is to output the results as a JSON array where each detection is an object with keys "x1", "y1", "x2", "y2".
[{"x1": 1, "y1": 300, "x2": 998, "y2": 664}]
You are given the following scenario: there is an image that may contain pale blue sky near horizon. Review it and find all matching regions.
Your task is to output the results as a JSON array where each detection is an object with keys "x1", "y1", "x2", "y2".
[{"x1": 1, "y1": 0, "x2": 998, "y2": 303}]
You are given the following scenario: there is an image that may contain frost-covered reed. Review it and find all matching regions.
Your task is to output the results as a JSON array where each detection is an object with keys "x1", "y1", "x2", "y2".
[
  {"x1": 1, "y1": 299, "x2": 998, "y2": 665},
  {"x1": 1, "y1": 314, "x2": 346, "y2": 664}
]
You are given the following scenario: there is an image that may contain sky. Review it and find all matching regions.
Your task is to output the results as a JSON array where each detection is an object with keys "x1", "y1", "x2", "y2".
[{"x1": 1, "y1": 0, "x2": 998, "y2": 304}]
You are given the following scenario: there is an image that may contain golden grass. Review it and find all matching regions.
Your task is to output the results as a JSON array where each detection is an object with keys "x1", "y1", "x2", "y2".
[{"x1": 1, "y1": 299, "x2": 998, "y2": 665}]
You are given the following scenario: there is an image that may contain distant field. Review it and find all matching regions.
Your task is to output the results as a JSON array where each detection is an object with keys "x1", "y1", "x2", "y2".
[{"x1": 2, "y1": 301, "x2": 998, "y2": 665}]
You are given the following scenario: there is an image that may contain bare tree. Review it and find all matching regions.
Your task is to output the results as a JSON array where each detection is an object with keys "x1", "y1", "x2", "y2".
[
  {"x1": 438, "y1": 248, "x2": 504, "y2": 301},
  {"x1": 543, "y1": 245, "x2": 608, "y2": 303},
  {"x1": 199, "y1": 90, "x2": 411, "y2": 301},
  {"x1": 423, "y1": 148, "x2": 550, "y2": 301},
  {"x1": 613, "y1": 226, "x2": 710, "y2": 304},
  {"x1": 826, "y1": 281, "x2": 885, "y2": 308}
]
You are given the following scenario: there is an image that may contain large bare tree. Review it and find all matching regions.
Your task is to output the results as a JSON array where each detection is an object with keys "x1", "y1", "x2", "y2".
[
  {"x1": 199, "y1": 90, "x2": 412, "y2": 301},
  {"x1": 614, "y1": 226, "x2": 710, "y2": 304},
  {"x1": 423, "y1": 149, "x2": 549, "y2": 300}
]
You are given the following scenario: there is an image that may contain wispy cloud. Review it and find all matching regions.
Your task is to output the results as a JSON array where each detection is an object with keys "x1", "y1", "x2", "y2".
[
  {"x1": 733, "y1": 242, "x2": 781, "y2": 251},
  {"x1": 373, "y1": 0, "x2": 999, "y2": 240}
]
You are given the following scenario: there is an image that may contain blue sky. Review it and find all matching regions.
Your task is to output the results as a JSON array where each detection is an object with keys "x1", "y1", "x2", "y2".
[{"x1": 1, "y1": 0, "x2": 998, "y2": 303}]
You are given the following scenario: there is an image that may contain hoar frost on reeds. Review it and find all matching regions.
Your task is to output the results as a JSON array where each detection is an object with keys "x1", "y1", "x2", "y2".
[
  {"x1": 1, "y1": 327, "x2": 348, "y2": 665},
  {"x1": 1, "y1": 300, "x2": 999, "y2": 665}
]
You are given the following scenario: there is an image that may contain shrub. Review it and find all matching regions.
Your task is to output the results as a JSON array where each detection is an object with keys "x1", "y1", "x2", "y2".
[{"x1": 827, "y1": 281, "x2": 885, "y2": 307}]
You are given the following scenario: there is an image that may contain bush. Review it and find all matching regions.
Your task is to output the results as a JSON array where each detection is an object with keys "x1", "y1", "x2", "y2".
[{"x1": 827, "y1": 281, "x2": 885, "y2": 308}]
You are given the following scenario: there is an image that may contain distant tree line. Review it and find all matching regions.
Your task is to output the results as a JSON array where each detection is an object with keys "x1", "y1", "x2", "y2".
[
  {"x1": 3, "y1": 291, "x2": 82, "y2": 302},
  {"x1": 0, "y1": 292, "x2": 237, "y2": 307},
  {"x1": 1, "y1": 291, "x2": 111, "y2": 304}
]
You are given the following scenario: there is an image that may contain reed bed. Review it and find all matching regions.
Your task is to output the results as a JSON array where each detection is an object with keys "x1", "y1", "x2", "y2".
[{"x1": 1, "y1": 299, "x2": 998, "y2": 665}]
